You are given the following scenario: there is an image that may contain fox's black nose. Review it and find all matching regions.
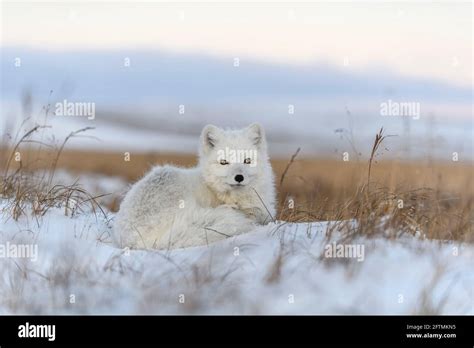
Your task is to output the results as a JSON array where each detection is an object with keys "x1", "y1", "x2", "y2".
[{"x1": 234, "y1": 174, "x2": 244, "y2": 183}]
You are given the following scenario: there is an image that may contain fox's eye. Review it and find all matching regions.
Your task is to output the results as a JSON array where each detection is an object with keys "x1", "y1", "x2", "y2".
[
  {"x1": 244, "y1": 158, "x2": 252, "y2": 164},
  {"x1": 220, "y1": 159, "x2": 229, "y2": 165}
]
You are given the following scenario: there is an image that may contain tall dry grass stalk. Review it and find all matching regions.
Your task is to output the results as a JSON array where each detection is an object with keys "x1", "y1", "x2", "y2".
[
  {"x1": 1, "y1": 123, "x2": 106, "y2": 221},
  {"x1": 278, "y1": 130, "x2": 472, "y2": 243}
]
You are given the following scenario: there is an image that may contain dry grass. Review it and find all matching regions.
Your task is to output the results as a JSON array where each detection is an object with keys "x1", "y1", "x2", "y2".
[{"x1": 0, "y1": 126, "x2": 107, "y2": 221}]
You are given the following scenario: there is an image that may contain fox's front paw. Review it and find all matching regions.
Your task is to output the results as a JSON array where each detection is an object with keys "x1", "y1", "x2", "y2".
[
  {"x1": 221, "y1": 203, "x2": 239, "y2": 210},
  {"x1": 242, "y1": 207, "x2": 271, "y2": 224}
]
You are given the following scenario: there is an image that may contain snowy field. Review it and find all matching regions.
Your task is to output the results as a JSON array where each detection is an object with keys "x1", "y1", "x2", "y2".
[{"x1": 0, "y1": 176, "x2": 472, "y2": 315}]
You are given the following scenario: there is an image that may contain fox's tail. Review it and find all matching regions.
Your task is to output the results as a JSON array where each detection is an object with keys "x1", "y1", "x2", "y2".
[
  {"x1": 157, "y1": 205, "x2": 256, "y2": 250},
  {"x1": 113, "y1": 205, "x2": 255, "y2": 250}
]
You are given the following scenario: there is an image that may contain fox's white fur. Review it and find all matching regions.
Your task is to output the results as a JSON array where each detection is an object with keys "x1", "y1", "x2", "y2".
[{"x1": 113, "y1": 123, "x2": 276, "y2": 249}]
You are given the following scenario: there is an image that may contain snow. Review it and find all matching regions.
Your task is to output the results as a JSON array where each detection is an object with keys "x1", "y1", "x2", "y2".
[{"x1": 0, "y1": 198, "x2": 472, "y2": 314}]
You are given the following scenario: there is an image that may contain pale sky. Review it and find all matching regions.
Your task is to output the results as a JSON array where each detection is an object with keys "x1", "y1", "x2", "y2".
[{"x1": 1, "y1": 1, "x2": 472, "y2": 87}]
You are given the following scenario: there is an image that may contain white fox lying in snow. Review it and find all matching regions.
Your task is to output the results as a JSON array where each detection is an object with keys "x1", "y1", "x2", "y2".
[{"x1": 113, "y1": 123, "x2": 276, "y2": 249}]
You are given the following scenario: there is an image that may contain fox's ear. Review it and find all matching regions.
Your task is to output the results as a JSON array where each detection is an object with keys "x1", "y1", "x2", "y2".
[
  {"x1": 245, "y1": 123, "x2": 265, "y2": 147},
  {"x1": 200, "y1": 124, "x2": 221, "y2": 152}
]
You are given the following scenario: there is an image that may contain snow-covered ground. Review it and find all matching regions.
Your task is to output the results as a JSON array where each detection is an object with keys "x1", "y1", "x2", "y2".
[{"x1": 0, "y1": 194, "x2": 472, "y2": 315}]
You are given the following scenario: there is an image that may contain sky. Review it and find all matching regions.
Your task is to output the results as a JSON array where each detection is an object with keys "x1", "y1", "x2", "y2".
[
  {"x1": 1, "y1": 0, "x2": 472, "y2": 161},
  {"x1": 2, "y1": 1, "x2": 472, "y2": 88}
]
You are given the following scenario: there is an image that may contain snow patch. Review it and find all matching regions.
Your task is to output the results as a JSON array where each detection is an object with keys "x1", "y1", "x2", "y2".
[{"x1": 0, "y1": 203, "x2": 472, "y2": 314}]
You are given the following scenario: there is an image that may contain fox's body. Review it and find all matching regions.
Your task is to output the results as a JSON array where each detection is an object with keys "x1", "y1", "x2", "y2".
[{"x1": 113, "y1": 123, "x2": 276, "y2": 249}]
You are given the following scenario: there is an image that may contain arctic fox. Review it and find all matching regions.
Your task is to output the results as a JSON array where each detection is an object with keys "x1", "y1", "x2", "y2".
[{"x1": 113, "y1": 123, "x2": 276, "y2": 250}]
